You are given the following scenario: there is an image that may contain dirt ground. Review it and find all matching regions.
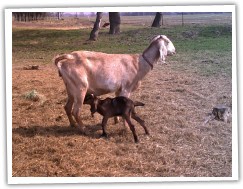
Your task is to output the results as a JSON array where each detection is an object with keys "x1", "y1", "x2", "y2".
[{"x1": 12, "y1": 59, "x2": 232, "y2": 177}]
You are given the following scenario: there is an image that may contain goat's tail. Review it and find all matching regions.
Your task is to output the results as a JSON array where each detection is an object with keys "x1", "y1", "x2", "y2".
[
  {"x1": 54, "y1": 54, "x2": 75, "y2": 77},
  {"x1": 54, "y1": 54, "x2": 75, "y2": 66},
  {"x1": 134, "y1": 101, "x2": 145, "y2": 107}
]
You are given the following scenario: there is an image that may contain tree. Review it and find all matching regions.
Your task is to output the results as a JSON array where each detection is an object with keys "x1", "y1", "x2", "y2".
[
  {"x1": 13, "y1": 12, "x2": 47, "y2": 22},
  {"x1": 89, "y1": 12, "x2": 103, "y2": 41},
  {"x1": 89, "y1": 12, "x2": 121, "y2": 41},
  {"x1": 57, "y1": 12, "x2": 63, "y2": 20},
  {"x1": 182, "y1": 12, "x2": 184, "y2": 26},
  {"x1": 108, "y1": 12, "x2": 121, "y2": 34},
  {"x1": 151, "y1": 12, "x2": 162, "y2": 27}
]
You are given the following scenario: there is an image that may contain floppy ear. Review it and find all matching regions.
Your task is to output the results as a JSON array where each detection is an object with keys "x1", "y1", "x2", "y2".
[{"x1": 159, "y1": 42, "x2": 167, "y2": 63}]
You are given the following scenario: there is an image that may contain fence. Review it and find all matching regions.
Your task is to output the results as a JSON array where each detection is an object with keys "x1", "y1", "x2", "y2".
[{"x1": 12, "y1": 12, "x2": 232, "y2": 27}]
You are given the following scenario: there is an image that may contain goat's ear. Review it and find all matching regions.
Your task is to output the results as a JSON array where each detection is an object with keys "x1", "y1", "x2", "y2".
[{"x1": 159, "y1": 44, "x2": 167, "y2": 62}]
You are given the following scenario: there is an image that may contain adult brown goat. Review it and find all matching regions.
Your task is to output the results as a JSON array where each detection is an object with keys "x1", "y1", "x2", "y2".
[{"x1": 54, "y1": 35, "x2": 175, "y2": 133}]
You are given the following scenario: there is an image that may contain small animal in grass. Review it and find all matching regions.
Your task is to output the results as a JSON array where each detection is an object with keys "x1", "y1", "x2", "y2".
[
  {"x1": 204, "y1": 104, "x2": 231, "y2": 125},
  {"x1": 84, "y1": 94, "x2": 150, "y2": 143}
]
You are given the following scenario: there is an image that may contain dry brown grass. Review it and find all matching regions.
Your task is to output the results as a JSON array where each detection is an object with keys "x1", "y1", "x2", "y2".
[{"x1": 12, "y1": 60, "x2": 232, "y2": 177}]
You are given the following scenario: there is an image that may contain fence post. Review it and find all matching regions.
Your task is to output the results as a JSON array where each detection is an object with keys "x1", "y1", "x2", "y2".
[
  {"x1": 182, "y1": 12, "x2": 184, "y2": 26},
  {"x1": 161, "y1": 13, "x2": 164, "y2": 26}
]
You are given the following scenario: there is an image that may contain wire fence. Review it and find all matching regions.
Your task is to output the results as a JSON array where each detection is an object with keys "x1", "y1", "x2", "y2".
[{"x1": 12, "y1": 12, "x2": 232, "y2": 28}]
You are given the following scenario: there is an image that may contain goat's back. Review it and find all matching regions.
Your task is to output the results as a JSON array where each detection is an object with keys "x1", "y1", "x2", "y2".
[{"x1": 54, "y1": 51, "x2": 144, "y2": 96}]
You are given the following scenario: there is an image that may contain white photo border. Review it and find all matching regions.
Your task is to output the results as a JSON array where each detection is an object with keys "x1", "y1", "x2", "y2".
[{"x1": 5, "y1": 5, "x2": 237, "y2": 184}]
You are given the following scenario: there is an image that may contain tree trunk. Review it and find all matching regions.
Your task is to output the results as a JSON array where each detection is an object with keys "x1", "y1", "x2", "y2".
[
  {"x1": 89, "y1": 12, "x2": 103, "y2": 41},
  {"x1": 57, "y1": 12, "x2": 61, "y2": 20},
  {"x1": 161, "y1": 13, "x2": 164, "y2": 26},
  {"x1": 109, "y1": 12, "x2": 121, "y2": 34},
  {"x1": 182, "y1": 12, "x2": 184, "y2": 26},
  {"x1": 151, "y1": 12, "x2": 162, "y2": 27}
]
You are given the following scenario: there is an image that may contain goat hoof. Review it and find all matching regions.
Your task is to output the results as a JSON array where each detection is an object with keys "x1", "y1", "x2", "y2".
[
  {"x1": 70, "y1": 124, "x2": 76, "y2": 127},
  {"x1": 78, "y1": 126, "x2": 86, "y2": 135},
  {"x1": 100, "y1": 133, "x2": 108, "y2": 138},
  {"x1": 135, "y1": 139, "x2": 139, "y2": 143},
  {"x1": 79, "y1": 130, "x2": 87, "y2": 135}
]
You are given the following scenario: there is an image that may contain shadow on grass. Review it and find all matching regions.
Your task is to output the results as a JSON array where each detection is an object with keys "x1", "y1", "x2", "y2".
[{"x1": 12, "y1": 124, "x2": 103, "y2": 139}]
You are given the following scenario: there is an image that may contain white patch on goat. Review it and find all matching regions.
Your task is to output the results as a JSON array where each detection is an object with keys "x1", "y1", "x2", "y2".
[
  {"x1": 167, "y1": 42, "x2": 176, "y2": 55},
  {"x1": 159, "y1": 40, "x2": 167, "y2": 63},
  {"x1": 152, "y1": 35, "x2": 175, "y2": 53},
  {"x1": 161, "y1": 35, "x2": 176, "y2": 55}
]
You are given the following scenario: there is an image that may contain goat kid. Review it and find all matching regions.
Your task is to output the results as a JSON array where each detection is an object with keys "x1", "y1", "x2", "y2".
[
  {"x1": 54, "y1": 35, "x2": 175, "y2": 133},
  {"x1": 84, "y1": 94, "x2": 149, "y2": 143}
]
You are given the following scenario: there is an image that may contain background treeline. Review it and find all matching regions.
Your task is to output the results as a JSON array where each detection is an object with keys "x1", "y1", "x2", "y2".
[
  {"x1": 13, "y1": 12, "x2": 48, "y2": 21},
  {"x1": 13, "y1": 12, "x2": 227, "y2": 22}
]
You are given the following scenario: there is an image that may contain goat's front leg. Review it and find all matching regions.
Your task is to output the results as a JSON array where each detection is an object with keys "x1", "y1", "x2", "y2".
[
  {"x1": 115, "y1": 91, "x2": 131, "y2": 129},
  {"x1": 113, "y1": 91, "x2": 122, "y2": 124},
  {"x1": 64, "y1": 96, "x2": 77, "y2": 127},
  {"x1": 101, "y1": 117, "x2": 109, "y2": 138},
  {"x1": 114, "y1": 91, "x2": 121, "y2": 124}
]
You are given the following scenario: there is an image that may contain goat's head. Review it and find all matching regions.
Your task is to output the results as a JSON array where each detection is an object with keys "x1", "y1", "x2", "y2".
[
  {"x1": 151, "y1": 35, "x2": 176, "y2": 62},
  {"x1": 160, "y1": 35, "x2": 176, "y2": 55},
  {"x1": 83, "y1": 93, "x2": 99, "y2": 116}
]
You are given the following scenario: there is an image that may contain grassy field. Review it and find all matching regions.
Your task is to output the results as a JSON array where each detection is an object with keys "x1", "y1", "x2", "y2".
[{"x1": 12, "y1": 14, "x2": 232, "y2": 177}]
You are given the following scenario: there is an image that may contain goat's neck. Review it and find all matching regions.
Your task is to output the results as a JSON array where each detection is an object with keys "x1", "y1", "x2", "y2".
[
  {"x1": 142, "y1": 45, "x2": 160, "y2": 67},
  {"x1": 96, "y1": 100, "x2": 106, "y2": 116}
]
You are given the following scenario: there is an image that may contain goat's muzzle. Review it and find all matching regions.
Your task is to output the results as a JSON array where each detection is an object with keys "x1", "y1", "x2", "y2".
[{"x1": 167, "y1": 51, "x2": 176, "y2": 56}]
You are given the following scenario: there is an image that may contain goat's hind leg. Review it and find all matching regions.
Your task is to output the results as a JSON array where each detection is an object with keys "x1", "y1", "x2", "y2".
[
  {"x1": 72, "y1": 90, "x2": 86, "y2": 134},
  {"x1": 64, "y1": 96, "x2": 77, "y2": 127},
  {"x1": 132, "y1": 112, "x2": 149, "y2": 135},
  {"x1": 124, "y1": 114, "x2": 139, "y2": 143}
]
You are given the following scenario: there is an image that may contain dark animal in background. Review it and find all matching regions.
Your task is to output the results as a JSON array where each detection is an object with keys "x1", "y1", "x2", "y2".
[
  {"x1": 102, "y1": 22, "x2": 110, "y2": 28},
  {"x1": 84, "y1": 94, "x2": 149, "y2": 143}
]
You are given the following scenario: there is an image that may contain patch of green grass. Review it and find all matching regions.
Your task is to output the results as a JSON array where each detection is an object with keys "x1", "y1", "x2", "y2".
[
  {"x1": 168, "y1": 25, "x2": 232, "y2": 77},
  {"x1": 199, "y1": 25, "x2": 232, "y2": 37},
  {"x1": 13, "y1": 29, "x2": 90, "y2": 62},
  {"x1": 12, "y1": 24, "x2": 232, "y2": 77},
  {"x1": 172, "y1": 48, "x2": 232, "y2": 78},
  {"x1": 24, "y1": 90, "x2": 39, "y2": 101},
  {"x1": 23, "y1": 89, "x2": 47, "y2": 105}
]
